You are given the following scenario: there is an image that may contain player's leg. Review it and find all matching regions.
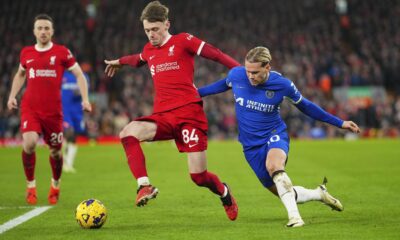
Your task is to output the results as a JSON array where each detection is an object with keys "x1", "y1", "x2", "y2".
[
  {"x1": 22, "y1": 131, "x2": 40, "y2": 205},
  {"x1": 48, "y1": 146, "x2": 63, "y2": 204},
  {"x1": 63, "y1": 125, "x2": 77, "y2": 173},
  {"x1": 187, "y1": 151, "x2": 238, "y2": 221},
  {"x1": 120, "y1": 120, "x2": 159, "y2": 206},
  {"x1": 42, "y1": 116, "x2": 64, "y2": 205},
  {"x1": 294, "y1": 178, "x2": 344, "y2": 211},
  {"x1": 64, "y1": 110, "x2": 86, "y2": 172},
  {"x1": 267, "y1": 175, "x2": 343, "y2": 211},
  {"x1": 266, "y1": 148, "x2": 304, "y2": 227}
]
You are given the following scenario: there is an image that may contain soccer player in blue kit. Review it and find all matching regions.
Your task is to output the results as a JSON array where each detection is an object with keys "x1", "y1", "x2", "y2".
[
  {"x1": 198, "y1": 46, "x2": 360, "y2": 227},
  {"x1": 61, "y1": 71, "x2": 89, "y2": 173}
]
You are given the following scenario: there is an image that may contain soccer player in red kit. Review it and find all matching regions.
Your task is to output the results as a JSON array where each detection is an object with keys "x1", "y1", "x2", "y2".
[
  {"x1": 7, "y1": 14, "x2": 91, "y2": 205},
  {"x1": 104, "y1": 1, "x2": 239, "y2": 220}
]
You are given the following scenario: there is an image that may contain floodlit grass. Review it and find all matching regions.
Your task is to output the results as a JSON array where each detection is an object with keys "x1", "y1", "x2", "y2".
[{"x1": 1, "y1": 139, "x2": 399, "y2": 239}]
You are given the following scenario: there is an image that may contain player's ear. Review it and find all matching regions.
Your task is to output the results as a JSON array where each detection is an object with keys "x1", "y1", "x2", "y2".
[
  {"x1": 265, "y1": 63, "x2": 271, "y2": 71},
  {"x1": 165, "y1": 20, "x2": 170, "y2": 31}
]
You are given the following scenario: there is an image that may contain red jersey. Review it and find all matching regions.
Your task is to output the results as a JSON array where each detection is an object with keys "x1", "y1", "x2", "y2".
[
  {"x1": 20, "y1": 42, "x2": 76, "y2": 116},
  {"x1": 140, "y1": 33, "x2": 205, "y2": 113}
]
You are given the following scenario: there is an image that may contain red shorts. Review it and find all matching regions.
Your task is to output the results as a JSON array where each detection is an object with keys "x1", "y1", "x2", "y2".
[
  {"x1": 20, "y1": 109, "x2": 63, "y2": 149},
  {"x1": 136, "y1": 102, "x2": 208, "y2": 152}
]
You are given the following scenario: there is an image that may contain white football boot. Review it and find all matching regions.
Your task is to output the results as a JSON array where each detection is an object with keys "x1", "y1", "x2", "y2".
[
  {"x1": 286, "y1": 216, "x2": 305, "y2": 228},
  {"x1": 319, "y1": 177, "x2": 344, "y2": 211}
]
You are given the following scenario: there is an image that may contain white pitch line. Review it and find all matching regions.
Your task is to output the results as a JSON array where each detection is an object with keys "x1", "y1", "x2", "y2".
[
  {"x1": 0, "y1": 206, "x2": 36, "y2": 210},
  {"x1": 0, "y1": 206, "x2": 53, "y2": 234}
]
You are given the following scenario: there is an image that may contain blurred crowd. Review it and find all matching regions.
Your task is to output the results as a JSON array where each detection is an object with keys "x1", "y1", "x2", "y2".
[{"x1": 1, "y1": 0, "x2": 399, "y2": 141}]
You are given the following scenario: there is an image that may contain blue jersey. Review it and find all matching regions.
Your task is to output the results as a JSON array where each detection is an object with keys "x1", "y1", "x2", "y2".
[
  {"x1": 61, "y1": 71, "x2": 89, "y2": 133},
  {"x1": 62, "y1": 71, "x2": 88, "y2": 108},
  {"x1": 226, "y1": 67, "x2": 302, "y2": 149},
  {"x1": 199, "y1": 66, "x2": 343, "y2": 187},
  {"x1": 199, "y1": 66, "x2": 343, "y2": 149}
]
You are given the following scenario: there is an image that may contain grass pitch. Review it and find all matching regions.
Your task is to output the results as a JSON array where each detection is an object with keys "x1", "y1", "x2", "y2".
[{"x1": 1, "y1": 139, "x2": 399, "y2": 239}]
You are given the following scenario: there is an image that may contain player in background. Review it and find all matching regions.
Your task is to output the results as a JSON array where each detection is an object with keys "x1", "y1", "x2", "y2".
[
  {"x1": 62, "y1": 70, "x2": 90, "y2": 173},
  {"x1": 198, "y1": 46, "x2": 360, "y2": 227},
  {"x1": 7, "y1": 14, "x2": 91, "y2": 205},
  {"x1": 104, "y1": 1, "x2": 240, "y2": 220}
]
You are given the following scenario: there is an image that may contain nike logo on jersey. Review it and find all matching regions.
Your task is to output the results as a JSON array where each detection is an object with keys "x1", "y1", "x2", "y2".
[
  {"x1": 27, "y1": 59, "x2": 34, "y2": 63},
  {"x1": 149, "y1": 55, "x2": 155, "y2": 60},
  {"x1": 188, "y1": 143, "x2": 198, "y2": 148}
]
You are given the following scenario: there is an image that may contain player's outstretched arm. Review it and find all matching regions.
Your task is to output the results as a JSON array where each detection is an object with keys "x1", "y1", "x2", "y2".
[
  {"x1": 294, "y1": 97, "x2": 344, "y2": 128},
  {"x1": 198, "y1": 78, "x2": 231, "y2": 97},
  {"x1": 7, "y1": 66, "x2": 26, "y2": 110},
  {"x1": 71, "y1": 64, "x2": 92, "y2": 112},
  {"x1": 104, "y1": 54, "x2": 145, "y2": 77},
  {"x1": 104, "y1": 59, "x2": 122, "y2": 77},
  {"x1": 200, "y1": 43, "x2": 240, "y2": 69},
  {"x1": 341, "y1": 121, "x2": 360, "y2": 133}
]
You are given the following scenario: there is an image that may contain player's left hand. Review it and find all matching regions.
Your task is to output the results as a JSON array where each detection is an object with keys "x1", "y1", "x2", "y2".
[
  {"x1": 342, "y1": 121, "x2": 360, "y2": 133},
  {"x1": 82, "y1": 101, "x2": 92, "y2": 112},
  {"x1": 7, "y1": 98, "x2": 18, "y2": 110}
]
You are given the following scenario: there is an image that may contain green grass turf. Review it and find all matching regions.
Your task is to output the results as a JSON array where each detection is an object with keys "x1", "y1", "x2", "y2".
[{"x1": 0, "y1": 139, "x2": 399, "y2": 239}]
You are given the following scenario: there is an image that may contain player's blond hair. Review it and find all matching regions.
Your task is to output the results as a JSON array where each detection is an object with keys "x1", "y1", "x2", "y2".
[
  {"x1": 140, "y1": 1, "x2": 169, "y2": 22},
  {"x1": 245, "y1": 46, "x2": 272, "y2": 66}
]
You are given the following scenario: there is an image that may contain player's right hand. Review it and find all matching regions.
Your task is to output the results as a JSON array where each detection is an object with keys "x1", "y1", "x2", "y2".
[
  {"x1": 342, "y1": 121, "x2": 361, "y2": 134},
  {"x1": 104, "y1": 59, "x2": 122, "y2": 77},
  {"x1": 7, "y1": 98, "x2": 18, "y2": 110},
  {"x1": 82, "y1": 101, "x2": 92, "y2": 113}
]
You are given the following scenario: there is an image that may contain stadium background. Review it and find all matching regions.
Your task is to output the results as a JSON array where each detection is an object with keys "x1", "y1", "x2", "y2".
[{"x1": 0, "y1": 0, "x2": 399, "y2": 145}]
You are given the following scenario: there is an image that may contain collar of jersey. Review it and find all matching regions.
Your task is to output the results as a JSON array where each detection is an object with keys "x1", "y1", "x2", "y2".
[{"x1": 35, "y1": 42, "x2": 53, "y2": 52}]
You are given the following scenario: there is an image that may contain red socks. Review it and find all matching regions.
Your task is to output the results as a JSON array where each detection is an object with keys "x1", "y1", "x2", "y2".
[
  {"x1": 22, "y1": 151, "x2": 36, "y2": 181},
  {"x1": 121, "y1": 136, "x2": 148, "y2": 179},
  {"x1": 23, "y1": 151, "x2": 62, "y2": 182},
  {"x1": 190, "y1": 170, "x2": 225, "y2": 196},
  {"x1": 49, "y1": 155, "x2": 63, "y2": 181},
  {"x1": 121, "y1": 136, "x2": 225, "y2": 198}
]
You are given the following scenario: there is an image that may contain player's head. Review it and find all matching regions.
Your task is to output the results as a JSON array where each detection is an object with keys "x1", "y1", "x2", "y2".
[
  {"x1": 245, "y1": 46, "x2": 272, "y2": 86},
  {"x1": 140, "y1": 1, "x2": 170, "y2": 47},
  {"x1": 33, "y1": 14, "x2": 54, "y2": 45}
]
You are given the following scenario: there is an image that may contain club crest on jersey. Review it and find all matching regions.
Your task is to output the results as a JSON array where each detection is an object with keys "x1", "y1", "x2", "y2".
[
  {"x1": 29, "y1": 68, "x2": 35, "y2": 78},
  {"x1": 168, "y1": 45, "x2": 175, "y2": 56},
  {"x1": 50, "y1": 56, "x2": 56, "y2": 65},
  {"x1": 266, "y1": 90, "x2": 275, "y2": 99}
]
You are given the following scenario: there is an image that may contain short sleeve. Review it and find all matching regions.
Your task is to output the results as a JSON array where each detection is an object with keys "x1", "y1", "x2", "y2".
[
  {"x1": 180, "y1": 33, "x2": 205, "y2": 56},
  {"x1": 20, "y1": 48, "x2": 27, "y2": 70},
  {"x1": 63, "y1": 47, "x2": 77, "y2": 69}
]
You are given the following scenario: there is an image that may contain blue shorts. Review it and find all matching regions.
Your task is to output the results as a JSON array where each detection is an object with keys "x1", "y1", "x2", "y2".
[
  {"x1": 243, "y1": 130, "x2": 290, "y2": 188},
  {"x1": 63, "y1": 107, "x2": 85, "y2": 134}
]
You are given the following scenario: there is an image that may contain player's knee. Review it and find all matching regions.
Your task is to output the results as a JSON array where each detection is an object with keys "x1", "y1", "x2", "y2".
[
  {"x1": 120, "y1": 122, "x2": 151, "y2": 140},
  {"x1": 23, "y1": 141, "x2": 37, "y2": 153},
  {"x1": 49, "y1": 148, "x2": 62, "y2": 160},
  {"x1": 119, "y1": 122, "x2": 138, "y2": 139},
  {"x1": 119, "y1": 128, "x2": 129, "y2": 139},
  {"x1": 266, "y1": 161, "x2": 284, "y2": 176},
  {"x1": 64, "y1": 129, "x2": 76, "y2": 142},
  {"x1": 190, "y1": 172, "x2": 207, "y2": 186}
]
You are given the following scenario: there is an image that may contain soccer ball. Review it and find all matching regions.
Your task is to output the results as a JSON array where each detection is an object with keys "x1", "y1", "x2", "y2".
[{"x1": 75, "y1": 199, "x2": 107, "y2": 229}]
